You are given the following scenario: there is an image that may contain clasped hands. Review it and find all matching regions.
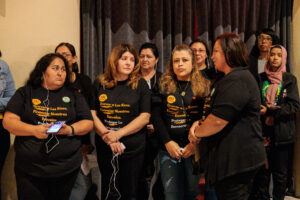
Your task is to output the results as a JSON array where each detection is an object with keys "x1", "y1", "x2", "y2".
[
  {"x1": 165, "y1": 141, "x2": 195, "y2": 161},
  {"x1": 102, "y1": 129, "x2": 125, "y2": 155}
]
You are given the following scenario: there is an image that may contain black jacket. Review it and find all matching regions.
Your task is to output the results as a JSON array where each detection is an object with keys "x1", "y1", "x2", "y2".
[{"x1": 260, "y1": 72, "x2": 300, "y2": 145}]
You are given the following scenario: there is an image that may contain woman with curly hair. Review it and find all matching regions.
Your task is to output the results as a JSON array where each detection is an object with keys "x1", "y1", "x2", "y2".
[
  {"x1": 152, "y1": 44, "x2": 210, "y2": 200},
  {"x1": 91, "y1": 43, "x2": 151, "y2": 199}
]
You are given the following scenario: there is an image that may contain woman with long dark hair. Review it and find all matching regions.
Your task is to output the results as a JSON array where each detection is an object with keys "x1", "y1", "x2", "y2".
[{"x1": 3, "y1": 53, "x2": 93, "y2": 199}]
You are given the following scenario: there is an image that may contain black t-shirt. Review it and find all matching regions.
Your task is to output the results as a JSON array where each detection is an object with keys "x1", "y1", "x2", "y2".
[
  {"x1": 6, "y1": 85, "x2": 92, "y2": 178},
  {"x1": 70, "y1": 73, "x2": 93, "y2": 144},
  {"x1": 201, "y1": 68, "x2": 265, "y2": 185},
  {"x1": 152, "y1": 81, "x2": 204, "y2": 148},
  {"x1": 71, "y1": 73, "x2": 93, "y2": 109},
  {"x1": 93, "y1": 78, "x2": 151, "y2": 157}
]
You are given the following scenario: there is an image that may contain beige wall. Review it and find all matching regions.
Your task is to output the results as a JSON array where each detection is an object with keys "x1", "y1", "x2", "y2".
[
  {"x1": 1, "y1": 0, "x2": 300, "y2": 199},
  {"x1": 0, "y1": 0, "x2": 80, "y2": 199},
  {"x1": 292, "y1": 0, "x2": 300, "y2": 197}
]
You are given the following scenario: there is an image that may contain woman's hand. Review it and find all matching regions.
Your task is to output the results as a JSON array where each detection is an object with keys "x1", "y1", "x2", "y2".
[
  {"x1": 182, "y1": 143, "x2": 195, "y2": 158},
  {"x1": 266, "y1": 102, "x2": 281, "y2": 110},
  {"x1": 188, "y1": 120, "x2": 201, "y2": 144},
  {"x1": 109, "y1": 142, "x2": 125, "y2": 155},
  {"x1": 147, "y1": 124, "x2": 155, "y2": 135},
  {"x1": 260, "y1": 105, "x2": 267, "y2": 115},
  {"x1": 165, "y1": 140, "x2": 182, "y2": 160},
  {"x1": 57, "y1": 124, "x2": 72, "y2": 135},
  {"x1": 102, "y1": 130, "x2": 121, "y2": 145},
  {"x1": 33, "y1": 124, "x2": 51, "y2": 139}
]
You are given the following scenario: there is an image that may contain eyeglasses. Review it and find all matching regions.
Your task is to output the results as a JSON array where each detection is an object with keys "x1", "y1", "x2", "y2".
[
  {"x1": 61, "y1": 53, "x2": 72, "y2": 58},
  {"x1": 257, "y1": 36, "x2": 272, "y2": 42}
]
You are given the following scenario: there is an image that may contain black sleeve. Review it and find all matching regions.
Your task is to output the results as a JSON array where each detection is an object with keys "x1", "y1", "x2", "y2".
[
  {"x1": 5, "y1": 86, "x2": 26, "y2": 116},
  {"x1": 91, "y1": 80, "x2": 100, "y2": 111},
  {"x1": 80, "y1": 74, "x2": 94, "y2": 109},
  {"x1": 74, "y1": 91, "x2": 93, "y2": 121},
  {"x1": 275, "y1": 74, "x2": 300, "y2": 118},
  {"x1": 212, "y1": 79, "x2": 249, "y2": 122},
  {"x1": 138, "y1": 79, "x2": 151, "y2": 114},
  {"x1": 151, "y1": 94, "x2": 172, "y2": 144}
]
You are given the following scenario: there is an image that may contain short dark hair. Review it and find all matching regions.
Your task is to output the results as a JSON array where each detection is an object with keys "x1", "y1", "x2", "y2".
[
  {"x1": 26, "y1": 53, "x2": 70, "y2": 87},
  {"x1": 250, "y1": 28, "x2": 280, "y2": 57},
  {"x1": 216, "y1": 33, "x2": 249, "y2": 68},
  {"x1": 138, "y1": 43, "x2": 159, "y2": 58},
  {"x1": 55, "y1": 42, "x2": 79, "y2": 73},
  {"x1": 257, "y1": 28, "x2": 280, "y2": 45}
]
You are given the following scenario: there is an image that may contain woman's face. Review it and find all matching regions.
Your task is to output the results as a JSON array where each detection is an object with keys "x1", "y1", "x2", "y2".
[
  {"x1": 212, "y1": 40, "x2": 227, "y2": 72},
  {"x1": 269, "y1": 47, "x2": 282, "y2": 70},
  {"x1": 190, "y1": 42, "x2": 207, "y2": 66},
  {"x1": 116, "y1": 51, "x2": 135, "y2": 77},
  {"x1": 139, "y1": 48, "x2": 158, "y2": 71},
  {"x1": 172, "y1": 50, "x2": 193, "y2": 81},
  {"x1": 42, "y1": 58, "x2": 67, "y2": 90},
  {"x1": 55, "y1": 45, "x2": 77, "y2": 71}
]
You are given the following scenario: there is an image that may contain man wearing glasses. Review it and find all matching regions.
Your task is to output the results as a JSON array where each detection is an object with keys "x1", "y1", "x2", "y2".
[{"x1": 249, "y1": 28, "x2": 280, "y2": 84}]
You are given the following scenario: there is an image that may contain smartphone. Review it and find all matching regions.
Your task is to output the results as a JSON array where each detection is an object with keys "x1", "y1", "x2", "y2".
[{"x1": 46, "y1": 121, "x2": 65, "y2": 134}]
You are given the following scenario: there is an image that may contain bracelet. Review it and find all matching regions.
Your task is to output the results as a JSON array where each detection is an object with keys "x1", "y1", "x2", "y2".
[{"x1": 69, "y1": 125, "x2": 75, "y2": 136}]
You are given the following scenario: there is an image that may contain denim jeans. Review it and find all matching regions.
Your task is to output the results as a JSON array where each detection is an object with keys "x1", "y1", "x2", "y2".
[
  {"x1": 159, "y1": 150, "x2": 200, "y2": 200},
  {"x1": 69, "y1": 167, "x2": 101, "y2": 200}
]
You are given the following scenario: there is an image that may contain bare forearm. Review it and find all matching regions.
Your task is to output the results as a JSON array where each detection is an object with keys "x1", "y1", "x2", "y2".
[
  {"x1": 194, "y1": 114, "x2": 228, "y2": 138},
  {"x1": 3, "y1": 115, "x2": 36, "y2": 136},
  {"x1": 91, "y1": 110, "x2": 108, "y2": 136},
  {"x1": 71, "y1": 120, "x2": 93, "y2": 136},
  {"x1": 117, "y1": 112, "x2": 150, "y2": 138}
]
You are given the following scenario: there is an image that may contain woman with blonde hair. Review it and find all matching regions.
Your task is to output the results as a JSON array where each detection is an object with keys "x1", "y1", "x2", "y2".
[
  {"x1": 91, "y1": 43, "x2": 151, "y2": 199},
  {"x1": 152, "y1": 44, "x2": 210, "y2": 200}
]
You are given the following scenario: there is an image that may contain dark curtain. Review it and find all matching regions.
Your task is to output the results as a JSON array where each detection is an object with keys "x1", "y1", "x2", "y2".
[{"x1": 81, "y1": 0, "x2": 294, "y2": 80}]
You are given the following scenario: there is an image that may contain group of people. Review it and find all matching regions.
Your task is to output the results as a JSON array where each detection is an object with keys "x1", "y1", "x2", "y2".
[{"x1": 0, "y1": 29, "x2": 299, "y2": 200}]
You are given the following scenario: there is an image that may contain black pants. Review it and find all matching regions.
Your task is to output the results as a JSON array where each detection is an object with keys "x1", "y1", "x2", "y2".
[
  {"x1": 250, "y1": 144, "x2": 291, "y2": 200},
  {"x1": 15, "y1": 168, "x2": 79, "y2": 200},
  {"x1": 98, "y1": 151, "x2": 144, "y2": 200},
  {"x1": 137, "y1": 134, "x2": 164, "y2": 200},
  {"x1": 0, "y1": 119, "x2": 10, "y2": 200},
  {"x1": 214, "y1": 169, "x2": 258, "y2": 200}
]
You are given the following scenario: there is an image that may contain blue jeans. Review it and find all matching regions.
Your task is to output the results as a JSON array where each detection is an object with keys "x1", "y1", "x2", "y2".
[
  {"x1": 69, "y1": 167, "x2": 101, "y2": 200},
  {"x1": 159, "y1": 150, "x2": 200, "y2": 200}
]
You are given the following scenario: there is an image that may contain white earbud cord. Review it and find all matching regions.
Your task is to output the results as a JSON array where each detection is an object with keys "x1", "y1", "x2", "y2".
[
  {"x1": 105, "y1": 153, "x2": 121, "y2": 200},
  {"x1": 43, "y1": 74, "x2": 60, "y2": 153}
]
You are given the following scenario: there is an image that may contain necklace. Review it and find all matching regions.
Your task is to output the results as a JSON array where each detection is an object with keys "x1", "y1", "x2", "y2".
[{"x1": 178, "y1": 81, "x2": 190, "y2": 96}]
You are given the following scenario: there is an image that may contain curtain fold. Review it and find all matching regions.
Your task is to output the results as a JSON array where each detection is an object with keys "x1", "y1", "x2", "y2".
[{"x1": 81, "y1": 0, "x2": 294, "y2": 79}]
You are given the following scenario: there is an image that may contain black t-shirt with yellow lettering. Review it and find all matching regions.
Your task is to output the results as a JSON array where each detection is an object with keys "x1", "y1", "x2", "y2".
[
  {"x1": 152, "y1": 81, "x2": 204, "y2": 148},
  {"x1": 5, "y1": 85, "x2": 92, "y2": 178},
  {"x1": 93, "y1": 78, "x2": 151, "y2": 158}
]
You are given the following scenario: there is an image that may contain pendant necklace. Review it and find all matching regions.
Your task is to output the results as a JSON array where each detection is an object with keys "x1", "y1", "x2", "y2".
[{"x1": 178, "y1": 81, "x2": 189, "y2": 96}]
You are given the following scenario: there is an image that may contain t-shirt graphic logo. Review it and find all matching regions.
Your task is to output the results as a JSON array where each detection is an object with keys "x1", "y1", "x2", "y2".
[
  {"x1": 32, "y1": 99, "x2": 41, "y2": 105},
  {"x1": 62, "y1": 96, "x2": 70, "y2": 103},
  {"x1": 167, "y1": 95, "x2": 176, "y2": 104},
  {"x1": 99, "y1": 94, "x2": 107, "y2": 102}
]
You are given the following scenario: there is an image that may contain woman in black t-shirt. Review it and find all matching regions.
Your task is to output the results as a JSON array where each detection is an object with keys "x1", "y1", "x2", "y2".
[
  {"x1": 91, "y1": 44, "x2": 151, "y2": 200},
  {"x1": 138, "y1": 42, "x2": 164, "y2": 199},
  {"x1": 3, "y1": 53, "x2": 93, "y2": 200},
  {"x1": 55, "y1": 42, "x2": 96, "y2": 199},
  {"x1": 189, "y1": 33, "x2": 265, "y2": 200},
  {"x1": 152, "y1": 44, "x2": 210, "y2": 200}
]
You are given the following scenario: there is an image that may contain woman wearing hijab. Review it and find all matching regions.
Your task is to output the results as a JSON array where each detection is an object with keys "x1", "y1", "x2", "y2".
[{"x1": 251, "y1": 45, "x2": 300, "y2": 200}]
